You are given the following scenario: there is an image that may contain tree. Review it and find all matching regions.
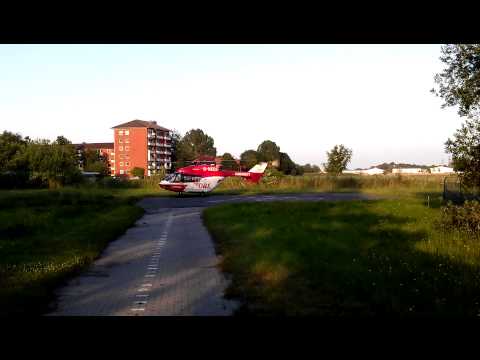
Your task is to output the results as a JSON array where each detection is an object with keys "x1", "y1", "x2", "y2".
[
  {"x1": 131, "y1": 167, "x2": 145, "y2": 179},
  {"x1": 23, "y1": 137, "x2": 80, "y2": 188},
  {"x1": 324, "y1": 144, "x2": 353, "y2": 175},
  {"x1": 279, "y1": 152, "x2": 295, "y2": 174},
  {"x1": 445, "y1": 119, "x2": 480, "y2": 187},
  {"x1": 303, "y1": 163, "x2": 313, "y2": 173},
  {"x1": 81, "y1": 148, "x2": 108, "y2": 176},
  {"x1": 169, "y1": 129, "x2": 182, "y2": 165},
  {"x1": 432, "y1": 44, "x2": 480, "y2": 187},
  {"x1": 257, "y1": 140, "x2": 280, "y2": 162},
  {"x1": 432, "y1": 44, "x2": 480, "y2": 119},
  {"x1": 178, "y1": 129, "x2": 216, "y2": 161},
  {"x1": 0, "y1": 131, "x2": 27, "y2": 172},
  {"x1": 221, "y1": 152, "x2": 238, "y2": 170},
  {"x1": 55, "y1": 135, "x2": 71, "y2": 145},
  {"x1": 240, "y1": 150, "x2": 259, "y2": 170}
]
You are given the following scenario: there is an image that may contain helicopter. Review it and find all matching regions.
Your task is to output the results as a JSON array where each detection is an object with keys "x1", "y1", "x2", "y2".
[{"x1": 159, "y1": 160, "x2": 268, "y2": 194}]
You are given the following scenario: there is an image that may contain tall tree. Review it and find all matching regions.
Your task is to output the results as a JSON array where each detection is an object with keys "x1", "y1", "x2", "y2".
[
  {"x1": 432, "y1": 44, "x2": 480, "y2": 187},
  {"x1": 221, "y1": 152, "x2": 238, "y2": 170},
  {"x1": 240, "y1": 149, "x2": 259, "y2": 170},
  {"x1": 279, "y1": 152, "x2": 295, "y2": 174},
  {"x1": 181, "y1": 129, "x2": 216, "y2": 158},
  {"x1": 257, "y1": 140, "x2": 280, "y2": 162},
  {"x1": 0, "y1": 131, "x2": 27, "y2": 172},
  {"x1": 24, "y1": 137, "x2": 80, "y2": 188},
  {"x1": 432, "y1": 44, "x2": 480, "y2": 119},
  {"x1": 169, "y1": 129, "x2": 182, "y2": 165},
  {"x1": 324, "y1": 144, "x2": 353, "y2": 175},
  {"x1": 445, "y1": 119, "x2": 480, "y2": 187}
]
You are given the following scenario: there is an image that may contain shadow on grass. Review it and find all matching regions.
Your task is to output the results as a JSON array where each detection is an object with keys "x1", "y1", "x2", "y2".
[{"x1": 204, "y1": 200, "x2": 480, "y2": 317}]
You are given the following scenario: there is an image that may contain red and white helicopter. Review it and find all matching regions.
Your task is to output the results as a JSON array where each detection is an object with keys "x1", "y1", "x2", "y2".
[{"x1": 159, "y1": 161, "x2": 268, "y2": 194}]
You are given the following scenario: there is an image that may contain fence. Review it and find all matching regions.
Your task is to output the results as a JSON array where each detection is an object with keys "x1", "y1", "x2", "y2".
[{"x1": 443, "y1": 176, "x2": 480, "y2": 204}]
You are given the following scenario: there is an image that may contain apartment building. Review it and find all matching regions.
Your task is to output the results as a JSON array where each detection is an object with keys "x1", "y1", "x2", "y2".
[{"x1": 112, "y1": 119, "x2": 172, "y2": 177}]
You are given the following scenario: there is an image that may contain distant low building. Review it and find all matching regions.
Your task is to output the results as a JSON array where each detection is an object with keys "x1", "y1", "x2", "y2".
[
  {"x1": 430, "y1": 165, "x2": 455, "y2": 174},
  {"x1": 343, "y1": 167, "x2": 384, "y2": 175},
  {"x1": 392, "y1": 168, "x2": 428, "y2": 174}
]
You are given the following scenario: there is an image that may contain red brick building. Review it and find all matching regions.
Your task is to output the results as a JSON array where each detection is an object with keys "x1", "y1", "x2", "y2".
[
  {"x1": 73, "y1": 142, "x2": 115, "y2": 174},
  {"x1": 112, "y1": 119, "x2": 172, "y2": 177}
]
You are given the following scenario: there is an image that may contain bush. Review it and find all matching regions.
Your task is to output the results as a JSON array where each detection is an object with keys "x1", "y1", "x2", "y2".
[
  {"x1": 440, "y1": 200, "x2": 480, "y2": 236},
  {"x1": 131, "y1": 167, "x2": 145, "y2": 179}
]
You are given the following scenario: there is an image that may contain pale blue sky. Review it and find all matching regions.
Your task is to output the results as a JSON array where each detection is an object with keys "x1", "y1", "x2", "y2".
[{"x1": 0, "y1": 44, "x2": 462, "y2": 168}]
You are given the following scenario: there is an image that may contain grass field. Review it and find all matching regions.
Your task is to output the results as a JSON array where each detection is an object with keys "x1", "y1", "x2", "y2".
[
  {"x1": 0, "y1": 188, "x2": 147, "y2": 316},
  {"x1": 203, "y1": 191, "x2": 480, "y2": 317},
  {"x1": 215, "y1": 173, "x2": 447, "y2": 196},
  {"x1": 0, "y1": 174, "x2": 458, "y2": 316}
]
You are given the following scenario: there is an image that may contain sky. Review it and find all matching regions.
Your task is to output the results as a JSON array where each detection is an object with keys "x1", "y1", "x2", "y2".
[{"x1": 0, "y1": 44, "x2": 464, "y2": 169}]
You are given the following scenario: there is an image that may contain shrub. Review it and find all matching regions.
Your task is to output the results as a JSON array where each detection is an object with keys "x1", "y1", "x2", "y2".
[
  {"x1": 440, "y1": 200, "x2": 480, "y2": 236},
  {"x1": 131, "y1": 167, "x2": 145, "y2": 179}
]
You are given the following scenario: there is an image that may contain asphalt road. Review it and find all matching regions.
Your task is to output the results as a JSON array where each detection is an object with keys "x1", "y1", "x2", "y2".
[{"x1": 47, "y1": 192, "x2": 376, "y2": 316}]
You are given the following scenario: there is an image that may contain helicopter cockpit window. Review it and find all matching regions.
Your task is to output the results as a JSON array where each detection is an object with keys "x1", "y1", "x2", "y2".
[{"x1": 163, "y1": 173, "x2": 175, "y2": 182}]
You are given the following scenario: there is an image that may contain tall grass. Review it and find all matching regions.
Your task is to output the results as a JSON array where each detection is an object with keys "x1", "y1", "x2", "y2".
[{"x1": 216, "y1": 173, "x2": 447, "y2": 195}]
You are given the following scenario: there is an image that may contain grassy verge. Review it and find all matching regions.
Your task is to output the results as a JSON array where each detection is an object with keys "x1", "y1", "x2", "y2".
[
  {"x1": 203, "y1": 192, "x2": 480, "y2": 317},
  {"x1": 0, "y1": 188, "x2": 145, "y2": 316}
]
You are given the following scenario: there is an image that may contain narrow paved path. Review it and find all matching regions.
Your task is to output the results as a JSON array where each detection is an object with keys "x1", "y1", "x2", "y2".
[{"x1": 47, "y1": 192, "x2": 376, "y2": 316}]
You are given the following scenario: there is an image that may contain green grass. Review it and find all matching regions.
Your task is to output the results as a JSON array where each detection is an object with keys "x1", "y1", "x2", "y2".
[
  {"x1": 203, "y1": 193, "x2": 480, "y2": 317},
  {"x1": 214, "y1": 173, "x2": 447, "y2": 196},
  {"x1": 0, "y1": 188, "x2": 146, "y2": 316}
]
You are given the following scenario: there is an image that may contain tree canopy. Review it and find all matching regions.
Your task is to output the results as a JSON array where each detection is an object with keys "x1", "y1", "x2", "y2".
[
  {"x1": 0, "y1": 131, "x2": 81, "y2": 188},
  {"x1": 173, "y1": 129, "x2": 216, "y2": 167},
  {"x1": 257, "y1": 140, "x2": 280, "y2": 162},
  {"x1": 432, "y1": 44, "x2": 480, "y2": 119},
  {"x1": 240, "y1": 149, "x2": 259, "y2": 170},
  {"x1": 445, "y1": 119, "x2": 480, "y2": 187},
  {"x1": 221, "y1": 152, "x2": 238, "y2": 170},
  {"x1": 433, "y1": 44, "x2": 480, "y2": 187},
  {"x1": 324, "y1": 144, "x2": 353, "y2": 175}
]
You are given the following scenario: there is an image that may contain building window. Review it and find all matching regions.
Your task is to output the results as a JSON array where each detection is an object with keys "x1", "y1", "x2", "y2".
[
  {"x1": 125, "y1": 138, "x2": 129, "y2": 143},
  {"x1": 120, "y1": 169, "x2": 124, "y2": 174},
  {"x1": 125, "y1": 130, "x2": 129, "y2": 135},
  {"x1": 125, "y1": 146, "x2": 130, "y2": 151},
  {"x1": 125, "y1": 162, "x2": 129, "y2": 166},
  {"x1": 118, "y1": 130, "x2": 123, "y2": 135},
  {"x1": 119, "y1": 139, "x2": 123, "y2": 143},
  {"x1": 120, "y1": 162, "x2": 124, "y2": 167},
  {"x1": 119, "y1": 146, "x2": 123, "y2": 151}
]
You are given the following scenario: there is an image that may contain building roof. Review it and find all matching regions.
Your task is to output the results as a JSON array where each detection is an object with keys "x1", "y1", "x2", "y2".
[
  {"x1": 112, "y1": 119, "x2": 170, "y2": 131},
  {"x1": 74, "y1": 142, "x2": 114, "y2": 150}
]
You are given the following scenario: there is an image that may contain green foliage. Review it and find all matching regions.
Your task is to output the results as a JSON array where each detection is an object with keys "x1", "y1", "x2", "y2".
[
  {"x1": 324, "y1": 144, "x2": 353, "y2": 175},
  {"x1": 0, "y1": 131, "x2": 28, "y2": 175},
  {"x1": 240, "y1": 149, "x2": 260, "y2": 170},
  {"x1": 169, "y1": 129, "x2": 182, "y2": 164},
  {"x1": 440, "y1": 200, "x2": 480, "y2": 237},
  {"x1": 0, "y1": 132, "x2": 82, "y2": 188},
  {"x1": 257, "y1": 140, "x2": 280, "y2": 162},
  {"x1": 175, "y1": 129, "x2": 217, "y2": 162},
  {"x1": 131, "y1": 167, "x2": 145, "y2": 179},
  {"x1": 278, "y1": 152, "x2": 295, "y2": 174},
  {"x1": 22, "y1": 139, "x2": 81, "y2": 188},
  {"x1": 433, "y1": 45, "x2": 480, "y2": 188},
  {"x1": 445, "y1": 118, "x2": 480, "y2": 187},
  {"x1": 221, "y1": 152, "x2": 238, "y2": 170},
  {"x1": 432, "y1": 44, "x2": 480, "y2": 119}
]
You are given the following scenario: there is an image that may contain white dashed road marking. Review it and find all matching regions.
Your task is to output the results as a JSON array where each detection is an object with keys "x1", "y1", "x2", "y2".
[{"x1": 130, "y1": 211, "x2": 173, "y2": 314}]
